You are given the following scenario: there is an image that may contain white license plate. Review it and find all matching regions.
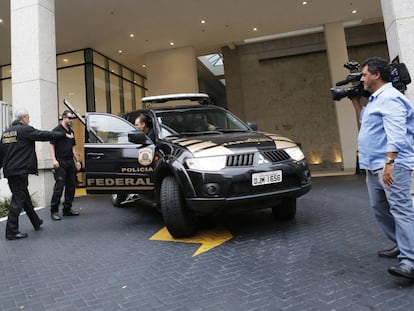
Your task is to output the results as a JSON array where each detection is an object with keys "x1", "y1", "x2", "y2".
[{"x1": 252, "y1": 170, "x2": 282, "y2": 186}]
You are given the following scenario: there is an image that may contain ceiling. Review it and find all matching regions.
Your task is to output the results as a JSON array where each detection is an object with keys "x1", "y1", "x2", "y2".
[{"x1": 0, "y1": 0, "x2": 383, "y2": 76}]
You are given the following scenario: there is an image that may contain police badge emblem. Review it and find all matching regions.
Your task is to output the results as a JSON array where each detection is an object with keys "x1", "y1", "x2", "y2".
[{"x1": 138, "y1": 148, "x2": 153, "y2": 166}]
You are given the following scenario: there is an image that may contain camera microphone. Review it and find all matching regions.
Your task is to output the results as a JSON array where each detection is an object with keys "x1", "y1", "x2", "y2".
[
  {"x1": 335, "y1": 79, "x2": 349, "y2": 86},
  {"x1": 335, "y1": 73, "x2": 362, "y2": 86}
]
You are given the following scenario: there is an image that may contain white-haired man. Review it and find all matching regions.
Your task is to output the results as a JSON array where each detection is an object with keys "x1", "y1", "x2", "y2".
[{"x1": 0, "y1": 109, "x2": 72, "y2": 240}]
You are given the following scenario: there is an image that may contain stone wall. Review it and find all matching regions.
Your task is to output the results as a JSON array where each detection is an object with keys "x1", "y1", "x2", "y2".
[{"x1": 223, "y1": 23, "x2": 388, "y2": 172}]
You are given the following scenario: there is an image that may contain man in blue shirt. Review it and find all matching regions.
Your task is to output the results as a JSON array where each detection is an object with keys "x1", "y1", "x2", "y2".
[{"x1": 351, "y1": 57, "x2": 414, "y2": 280}]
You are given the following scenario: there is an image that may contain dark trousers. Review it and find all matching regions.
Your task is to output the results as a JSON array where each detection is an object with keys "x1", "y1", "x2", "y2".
[
  {"x1": 6, "y1": 174, "x2": 42, "y2": 235},
  {"x1": 50, "y1": 159, "x2": 76, "y2": 214}
]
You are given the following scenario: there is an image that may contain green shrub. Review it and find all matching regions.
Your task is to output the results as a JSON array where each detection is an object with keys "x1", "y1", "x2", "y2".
[
  {"x1": 0, "y1": 194, "x2": 39, "y2": 218},
  {"x1": 0, "y1": 196, "x2": 11, "y2": 218}
]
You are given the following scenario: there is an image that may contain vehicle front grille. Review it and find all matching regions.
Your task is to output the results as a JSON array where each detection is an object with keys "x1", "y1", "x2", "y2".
[
  {"x1": 226, "y1": 153, "x2": 254, "y2": 167},
  {"x1": 226, "y1": 150, "x2": 291, "y2": 167},
  {"x1": 262, "y1": 150, "x2": 290, "y2": 163}
]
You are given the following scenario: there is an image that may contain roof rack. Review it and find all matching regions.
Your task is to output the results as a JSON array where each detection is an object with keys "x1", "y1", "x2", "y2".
[{"x1": 141, "y1": 93, "x2": 211, "y2": 108}]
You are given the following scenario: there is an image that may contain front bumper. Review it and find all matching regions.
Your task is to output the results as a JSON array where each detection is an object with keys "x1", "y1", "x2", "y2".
[
  {"x1": 184, "y1": 160, "x2": 311, "y2": 214},
  {"x1": 186, "y1": 183, "x2": 311, "y2": 213}
]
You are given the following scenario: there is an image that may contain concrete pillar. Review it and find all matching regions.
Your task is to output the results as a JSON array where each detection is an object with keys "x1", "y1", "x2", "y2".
[
  {"x1": 380, "y1": 0, "x2": 414, "y2": 193},
  {"x1": 11, "y1": 0, "x2": 58, "y2": 207},
  {"x1": 380, "y1": 0, "x2": 414, "y2": 101},
  {"x1": 145, "y1": 46, "x2": 199, "y2": 95},
  {"x1": 324, "y1": 23, "x2": 359, "y2": 172}
]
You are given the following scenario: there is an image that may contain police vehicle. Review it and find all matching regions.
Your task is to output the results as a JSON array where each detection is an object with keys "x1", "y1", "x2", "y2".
[{"x1": 65, "y1": 94, "x2": 311, "y2": 238}]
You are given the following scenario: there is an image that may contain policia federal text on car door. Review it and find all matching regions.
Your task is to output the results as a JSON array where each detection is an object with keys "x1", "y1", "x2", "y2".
[{"x1": 83, "y1": 113, "x2": 156, "y2": 201}]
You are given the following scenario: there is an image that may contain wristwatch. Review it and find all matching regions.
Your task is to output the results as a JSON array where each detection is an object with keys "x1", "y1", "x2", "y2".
[{"x1": 385, "y1": 157, "x2": 395, "y2": 165}]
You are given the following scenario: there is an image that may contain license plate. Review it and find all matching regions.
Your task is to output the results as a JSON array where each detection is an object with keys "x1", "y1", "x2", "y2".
[{"x1": 252, "y1": 170, "x2": 282, "y2": 186}]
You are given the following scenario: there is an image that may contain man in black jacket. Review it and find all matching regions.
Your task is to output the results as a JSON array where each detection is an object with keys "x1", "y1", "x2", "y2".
[
  {"x1": 49, "y1": 110, "x2": 81, "y2": 220},
  {"x1": 0, "y1": 109, "x2": 72, "y2": 240}
]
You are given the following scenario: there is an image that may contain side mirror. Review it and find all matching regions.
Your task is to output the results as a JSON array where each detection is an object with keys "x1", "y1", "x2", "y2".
[
  {"x1": 247, "y1": 121, "x2": 257, "y2": 131},
  {"x1": 128, "y1": 130, "x2": 152, "y2": 145}
]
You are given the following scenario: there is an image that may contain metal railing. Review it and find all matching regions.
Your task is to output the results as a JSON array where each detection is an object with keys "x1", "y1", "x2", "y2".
[{"x1": 1, "y1": 101, "x2": 11, "y2": 132}]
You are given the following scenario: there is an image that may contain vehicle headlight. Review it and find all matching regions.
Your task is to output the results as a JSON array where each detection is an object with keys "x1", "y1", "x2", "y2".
[
  {"x1": 186, "y1": 156, "x2": 227, "y2": 171},
  {"x1": 285, "y1": 147, "x2": 305, "y2": 161}
]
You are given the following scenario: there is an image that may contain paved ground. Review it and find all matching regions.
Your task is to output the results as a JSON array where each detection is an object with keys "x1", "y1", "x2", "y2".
[{"x1": 0, "y1": 174, "x2": 413, "y2": 311}]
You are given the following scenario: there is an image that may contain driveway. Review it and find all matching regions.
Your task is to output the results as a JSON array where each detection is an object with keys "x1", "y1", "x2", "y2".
[{"x1": 0, "y1": 175, "x2": 413, "y2": 311}]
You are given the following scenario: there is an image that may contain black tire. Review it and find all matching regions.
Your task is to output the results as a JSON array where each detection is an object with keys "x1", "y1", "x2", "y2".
[
  {"x1": 272, "y1": 198, "x2": 296, "y2": 221},
  {"x1": 160, "y1": 176, "x2": 197, "y2": 238},
  {"x1": 111, "y1": 194, "x2": 127, "y2": 207}
]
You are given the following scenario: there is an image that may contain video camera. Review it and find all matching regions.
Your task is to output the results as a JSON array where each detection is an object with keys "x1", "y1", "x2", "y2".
[{"x1": 330, "y1": 60, "x2": 411, "y2": 101}]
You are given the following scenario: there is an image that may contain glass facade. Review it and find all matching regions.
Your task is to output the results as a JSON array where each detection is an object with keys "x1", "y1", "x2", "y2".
[
  {"x1": 58, "y1": 65, "x2": 87, "y2": 114},
  {"x1": 0, "y1": 49, "x2": 147, "y2": 177},
  {"x1": 109, "y1": 73, "x2": 121, "y2": 115},
  {"x1": 0, "y1": 48, "x2": 147, "y2": 119},
  {"x1": 94, "y1": 67, "x2": 107, "y2": 113},
  {"x1": 57, "y1": 48, "x2": 147, "y2": 115},
  {"x1": 0, "y1": 65, "x2": 12, "y2": 130}
]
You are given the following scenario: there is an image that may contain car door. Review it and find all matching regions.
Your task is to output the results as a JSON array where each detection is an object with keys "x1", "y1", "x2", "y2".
[{"x1": 84, "y1": 113, "x2": 156, "y2": 195}]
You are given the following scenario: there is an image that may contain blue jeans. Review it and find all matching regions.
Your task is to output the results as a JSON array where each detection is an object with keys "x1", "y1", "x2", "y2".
[{"x1": 366, "y1": 165, "x2": 414, "y2": 268}]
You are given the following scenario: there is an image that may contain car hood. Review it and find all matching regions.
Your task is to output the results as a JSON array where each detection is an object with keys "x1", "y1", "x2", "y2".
[{"x1": 169, "y1": 131, "x2": 298, "y2": 157}]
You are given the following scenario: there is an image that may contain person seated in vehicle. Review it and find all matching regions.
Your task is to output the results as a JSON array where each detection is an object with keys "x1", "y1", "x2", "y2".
[
  {"x1": 191, "y1": 114, "x2": 216, "y2": 132},
  {"x1": 135, "y1": 113, "x2": 155, "y2": 142},
  {"x1": 168, "y1": 115, "x2": 186, "y2": 133},
  {"x1": 204, "y1": 115, "x2": 216, "y2": 131}
]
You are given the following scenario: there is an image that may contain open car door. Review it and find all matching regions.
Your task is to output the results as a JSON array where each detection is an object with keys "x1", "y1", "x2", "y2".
[
  {"x1": 83, "y1": 113, "x2": 156, "y2": 195},
  {"x1": 63, "y1": 99, "x2": 156, "y2": 195}
]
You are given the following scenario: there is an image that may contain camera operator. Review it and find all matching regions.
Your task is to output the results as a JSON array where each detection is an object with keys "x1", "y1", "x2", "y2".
[{"x1": 349, "y1": 57, "x2": 414, "y2": 280}]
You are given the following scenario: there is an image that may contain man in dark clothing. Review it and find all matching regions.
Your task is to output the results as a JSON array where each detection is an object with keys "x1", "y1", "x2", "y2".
[
  {"x1": 49, "y1": 110, "x2": 81, "y2": 221},
  {"x1": 134, "y1": 113, "x2": 156, "y2": 142},
  {"x1": 0, "y1": 109, "x2": 72, "y2": 240}
]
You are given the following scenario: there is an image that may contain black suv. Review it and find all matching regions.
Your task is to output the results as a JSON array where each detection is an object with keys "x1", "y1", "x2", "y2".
[{"x1": 65, "y1": 94, "x2": 311, "y2": 237}]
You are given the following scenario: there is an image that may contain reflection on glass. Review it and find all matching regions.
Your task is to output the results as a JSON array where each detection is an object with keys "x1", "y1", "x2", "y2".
[
  {"x1": 1, "y1": 65, "x2": 11, "y2": 79},
  {"x1": 88, "y1": 114, "x2": 135, "y2": 143},
  {"x1": 93, "y1": 52, "x2": 106, "y2": 68},
  {"x1": 109, "y1": 60, "x2": 120, "y2": 75},
  {"x1": 123, "y1": 68, "x2": 133, "y2": 81},
  {"x1": 58, "y1": 66, "x2": 86, "y2": 115},
  {"x1": 110, "y1": 74, "x2": 121, "y2": 115},
  {"x1": 94, "y1": 67, "x2": 107, "y2": 112},
  {"x1": 123, "y1": 80, "x2": 133, "y2": 112},
  {"x1": 57, "y1": 51, "x2": 85, "y2": 68},
  {"x1": 135, "y1": 85, "x2": 144, "y2": 109}
]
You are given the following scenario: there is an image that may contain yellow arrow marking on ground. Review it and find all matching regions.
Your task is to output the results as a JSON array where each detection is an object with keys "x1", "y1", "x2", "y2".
[
  {"x1": 150, "y1": 226, "x2": 233, "y2": 257},
  {"x1": 75, "y1": 188, "x2": 87, "y2": 197}
]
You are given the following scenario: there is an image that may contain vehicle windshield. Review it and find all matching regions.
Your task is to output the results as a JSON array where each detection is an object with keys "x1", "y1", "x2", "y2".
[{"x1": 155, "y1": 108, "x2": 251, "y2": 137}]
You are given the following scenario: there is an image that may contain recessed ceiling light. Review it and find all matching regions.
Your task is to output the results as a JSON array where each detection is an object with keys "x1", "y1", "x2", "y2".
[
  {"x1": 253, "y1": 27, "x2": 258, "y2": 31},
  {"x1": 302, "y1": 1, "x2": 308, "y2": 5},
  {"x1": 201, "y1": 20, "x2": 206, "y2": 24},
  {"x1": 129, "y1": 33, "x2": 134, "y2": 38},
  {"x1": 352, "y1": 9, "x2": 357, "y2": 14},
  {"x1": 118, "y1": 50, "x2": 123, "y2": 54},
  {"x1": 170, "y1": 42, "x2": 174, "y2": 46},
  {"x1": 142, "y1": 64, "x2": 146, "y2": 68},
  {"x1": 63, "y1": 58, "x2": 68, "y2": 62},
  {"x1": 0, "y1": 18, "x2": 3, "y2": 23}
]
